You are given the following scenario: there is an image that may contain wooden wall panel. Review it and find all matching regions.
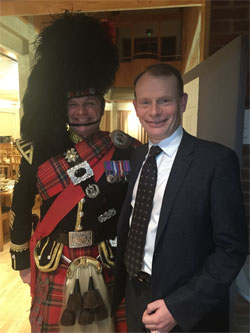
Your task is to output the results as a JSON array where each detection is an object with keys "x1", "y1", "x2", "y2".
[{"x1": 114, "y1": 59, "x2": 182, "y2": 88}]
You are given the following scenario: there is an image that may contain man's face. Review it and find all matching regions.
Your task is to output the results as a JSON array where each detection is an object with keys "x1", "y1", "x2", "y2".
[
  {"x1": 67, "y1": 95, "x2": 102, "y2": 138},
  {"x1": 133, "y1": 73, "x2": 188, "y2": 143}
]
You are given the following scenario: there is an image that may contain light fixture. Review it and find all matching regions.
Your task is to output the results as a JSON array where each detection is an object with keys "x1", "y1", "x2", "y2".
[{"x1": 146, "y1": 29, "x2": 153, "y2": 37}]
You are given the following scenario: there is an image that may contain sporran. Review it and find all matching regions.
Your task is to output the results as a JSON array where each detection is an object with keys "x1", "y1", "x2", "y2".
[{"x1": 60, "y1": 256, "x2": 114, "y2": 332}]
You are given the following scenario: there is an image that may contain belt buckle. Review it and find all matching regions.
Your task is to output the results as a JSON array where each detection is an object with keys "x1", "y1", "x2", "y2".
[
  {"x1": 137, "y1": 271, "x2": 150, "y2": 283},
  {"x1": 137, "y1": 273, "x2": 144, "y2": 282},
  {"x1": 68, "y1": 231, "x2": 93, "y2": 248}
]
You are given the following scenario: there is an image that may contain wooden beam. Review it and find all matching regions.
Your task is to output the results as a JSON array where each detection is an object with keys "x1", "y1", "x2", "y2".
[
  {"x1": 31, "y1": 9, "x2": 182, "y2": 31},
  {"x1": 106, "y1": 9, "x2": 182, "y2": 24},
  {"x1": 0, "y1": 1, "x2": 202, "y2": 16},
  {"x1": 181, "y1": 6, "x2": 201, "y2": 74},
  {"x1": 200, "y1": 0, "x2": 211, "y2": 61}
]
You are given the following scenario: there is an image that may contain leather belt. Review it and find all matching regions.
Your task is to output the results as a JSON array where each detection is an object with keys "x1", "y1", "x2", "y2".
[
  {"x1": 136, "y1": 271, "x2": 151, "y2": 284},
  {"x1": 50, "y1": 230, "x2": 94, "y2": 248}
]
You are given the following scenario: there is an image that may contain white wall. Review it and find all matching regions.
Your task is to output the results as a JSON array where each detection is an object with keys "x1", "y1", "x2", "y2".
[
  {"x1": 0, "y1": 16, "x2": 37, "y2": 136},
  {"x1": 0, "y1": 105, "x2": 20, "y2": 139}
]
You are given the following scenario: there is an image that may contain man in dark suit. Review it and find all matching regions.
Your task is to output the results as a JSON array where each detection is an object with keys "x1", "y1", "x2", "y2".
[{"x1": 112, "y1": 64, "x2": 248, "y2": 332}]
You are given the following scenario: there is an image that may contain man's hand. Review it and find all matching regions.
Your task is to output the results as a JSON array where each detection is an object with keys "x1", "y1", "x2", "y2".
[
  {"x1": 142, "y1": 299, "x2": 177, "y2": 332},
  {"x1": 19, "y1": 268, "x2": 31, "y2": 286}
]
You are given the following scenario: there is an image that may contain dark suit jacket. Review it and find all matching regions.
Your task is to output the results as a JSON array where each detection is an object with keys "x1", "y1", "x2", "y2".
[{"x1": 113, "y1": 130, "x2": 248, "y2": 332}]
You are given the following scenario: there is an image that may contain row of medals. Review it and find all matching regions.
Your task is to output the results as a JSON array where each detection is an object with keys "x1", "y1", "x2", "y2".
[
  {"x1": 106, "y1": 173, "x2": 129, "y2": 183},
  {"x1": 104, "y1": 160, "x2": 130, "y2": 184}
]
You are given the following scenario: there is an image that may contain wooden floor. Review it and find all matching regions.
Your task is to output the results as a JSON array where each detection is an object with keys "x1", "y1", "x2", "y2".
[
  {"x1": 0, "y1": 241, "x2": 31, "y2": 333},
  {"x1": 0, "y1": 240, "x2": 248, "y2": 333}
]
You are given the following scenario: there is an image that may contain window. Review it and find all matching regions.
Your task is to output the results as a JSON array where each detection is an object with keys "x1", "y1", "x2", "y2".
[
  {"x1": 161, "y1": 36, "x2": 180, "y2": 61},
  {"x1": 121, "y1": 35, "x2": 180, "y2": 62},
  {"x1": 134, "y1": 37, "x2": 158, "y2": 59},
  {"x1": 122, "y1": 38, "x2": 131, "y2": 61}
]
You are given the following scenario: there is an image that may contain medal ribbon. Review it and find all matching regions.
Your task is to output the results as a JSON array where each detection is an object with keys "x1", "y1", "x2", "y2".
[{"x1": 104, "y1": 160, "x2": 130, "y2": 181}]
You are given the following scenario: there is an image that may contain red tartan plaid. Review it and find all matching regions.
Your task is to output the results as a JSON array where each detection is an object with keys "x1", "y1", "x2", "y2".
[
  {"x1": 37, "y1": 131, "x2": 113, "y2": 200},
  {"x1": 115, "y1": 299, "x2": 127, "y2": 332},
  {"x1": 37, "y1": 156, "x2": 70, "y2": 200},
  {"x1": 30, "y1": 245, "x2": 127, "y2": 332}
]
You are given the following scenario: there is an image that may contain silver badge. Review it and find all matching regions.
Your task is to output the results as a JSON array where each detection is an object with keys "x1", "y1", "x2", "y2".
[
  {"x1": 111, "y1": 130, "x2": 130, "y2": 149},
  {"x1": 67, "y1": 161, "x2": 93, "y2": 185},
  {"x1": 85, "y1": 184, "x2": 100, "y2": 198},
  {"x1": 98, "y1": 208, "x2": 116, "y2": 223}
]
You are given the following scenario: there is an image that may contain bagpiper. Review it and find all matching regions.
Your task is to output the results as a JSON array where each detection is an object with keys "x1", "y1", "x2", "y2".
[{"x1": 10, "y1": 11, "x2": 140, "y2": 332}]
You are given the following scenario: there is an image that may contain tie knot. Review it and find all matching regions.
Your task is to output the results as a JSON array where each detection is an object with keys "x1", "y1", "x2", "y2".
[{"x1": 148, "y1": 145, "x2": 162, "y2": 158}]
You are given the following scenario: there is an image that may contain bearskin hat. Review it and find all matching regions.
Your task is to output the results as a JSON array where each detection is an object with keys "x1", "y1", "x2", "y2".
[{"x1": 21, "y1": 11, "x2": 119, "y2": 160}]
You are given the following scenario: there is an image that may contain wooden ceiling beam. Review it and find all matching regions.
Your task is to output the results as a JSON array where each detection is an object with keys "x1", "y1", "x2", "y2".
[
  {"x1": 0, "y1": 1, "x2": 202, "y2": 16},
  {"x1": 108, "y1": 10, "x2": 182, "y2": 24},
  {"x1": 30, "y1": 10, "x2": 182, "y2": 32}
]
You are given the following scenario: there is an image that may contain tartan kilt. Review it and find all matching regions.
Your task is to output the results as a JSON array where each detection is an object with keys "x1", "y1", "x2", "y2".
[{"x1": 30, "y1": 245, "x2": 127, "y2": 332}]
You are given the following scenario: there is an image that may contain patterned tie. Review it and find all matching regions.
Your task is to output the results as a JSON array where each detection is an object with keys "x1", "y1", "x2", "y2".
[{"x1": 124, "y1": 145, "x2": 162, "y2": 277}]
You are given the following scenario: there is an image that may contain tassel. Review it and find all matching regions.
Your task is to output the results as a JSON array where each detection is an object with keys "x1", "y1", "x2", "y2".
[
  {"x1": 82, "y1": 275, "x2": 109, "y2": 322},
  {"x1": 60, "y1": 269, "x2": 81, "y2": 325},
  {"x1": 78, "y1": 308, "x2": 94, "y2": 325},
  {"x1": 83, "y1": 276, "x2": 103, "y2": 309},
  {"x1": 60, "y1": 308, "x2": 76, "y2": 326},
  {"x1": 95, "y1": 304, "x2": 109, "y2": 321},
  {"x1": 67, "y1": 277, "x2": 82, "y2": 311}
]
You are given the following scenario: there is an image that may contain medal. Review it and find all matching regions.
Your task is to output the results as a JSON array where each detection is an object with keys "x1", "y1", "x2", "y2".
[
  {"x1": 104, "y1": 160, "x2": 131, "y2": 183},
  {"x1": 106, "y1": 174, "x2": 115, "y2": 183}
]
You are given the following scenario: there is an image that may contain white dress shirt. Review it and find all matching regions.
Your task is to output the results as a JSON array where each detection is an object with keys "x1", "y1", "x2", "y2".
[{"x1": 129, "y1": 126, "x2": 183, "y2": 275}]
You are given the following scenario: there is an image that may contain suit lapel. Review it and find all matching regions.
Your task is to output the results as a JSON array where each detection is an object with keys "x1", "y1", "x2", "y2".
[{"x1": 155, "y1": 131, "x2": 195, "y2": 248}]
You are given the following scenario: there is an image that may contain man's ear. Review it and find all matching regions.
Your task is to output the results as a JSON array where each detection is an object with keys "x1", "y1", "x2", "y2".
[{"x1": 180, "y1": 93, "x2": 188, "y2": 114}]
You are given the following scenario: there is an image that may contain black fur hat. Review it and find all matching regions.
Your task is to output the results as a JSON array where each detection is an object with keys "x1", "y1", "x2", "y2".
[{"x1": 21, "y1": 11, "x2": 119, "y2": 160}]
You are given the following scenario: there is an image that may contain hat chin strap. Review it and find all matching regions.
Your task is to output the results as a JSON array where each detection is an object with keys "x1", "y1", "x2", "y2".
[
  {"x1": 68, "y1": 108, "x2": 104, "y2": 127},
  {"x1": 69, "y1": 117, "x2": 101, "y2": 127}
]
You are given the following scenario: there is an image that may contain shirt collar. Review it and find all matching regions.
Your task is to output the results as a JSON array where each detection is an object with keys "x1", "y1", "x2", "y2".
[{"x1": 149, "y1": 126, "x2": 183, "y2": 157}]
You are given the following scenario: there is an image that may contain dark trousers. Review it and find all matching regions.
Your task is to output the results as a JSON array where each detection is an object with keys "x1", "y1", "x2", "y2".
[
  {"x1": 125, "y1": 276, "x2": 229, "y2": 333},
  {"x1": 125, "y1": 276, "x2": 152, "y2": 332}
]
